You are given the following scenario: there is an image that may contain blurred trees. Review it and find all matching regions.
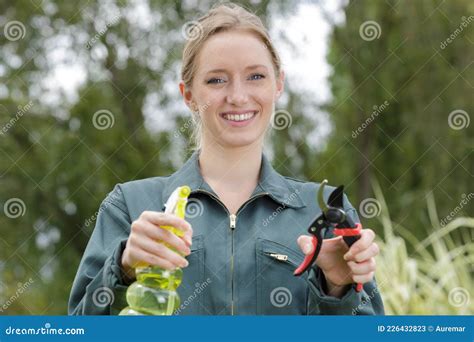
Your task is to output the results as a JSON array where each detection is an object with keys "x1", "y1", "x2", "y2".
[{"x1": 312, "y1": 0, "x2": 473, "y2": 239}]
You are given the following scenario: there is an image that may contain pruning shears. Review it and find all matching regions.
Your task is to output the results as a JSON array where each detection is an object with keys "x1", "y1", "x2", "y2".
[{"x1": 294, "y1": 179, "x2": 363, "y2": 292}]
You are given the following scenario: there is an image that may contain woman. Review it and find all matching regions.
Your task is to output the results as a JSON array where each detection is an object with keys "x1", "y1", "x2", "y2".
[{"x1": 69, "y1": 3, "x2": 384, "y2": 315}]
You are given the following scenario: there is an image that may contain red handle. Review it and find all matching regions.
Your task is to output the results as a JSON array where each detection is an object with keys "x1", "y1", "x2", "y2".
[
  {"x1": 334, "y1": 223, "x2": 363, "y2": 292},
  {"x1": 294, "y1": 235, "x2": 318, "y2": 276}
]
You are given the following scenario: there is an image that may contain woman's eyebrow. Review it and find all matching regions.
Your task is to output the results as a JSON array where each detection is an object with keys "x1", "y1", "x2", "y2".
[{"x1": 204, "y1": 64, "x2": 268, "y2": 74}]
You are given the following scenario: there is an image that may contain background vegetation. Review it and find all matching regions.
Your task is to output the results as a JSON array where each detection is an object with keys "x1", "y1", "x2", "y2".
[{"x1": 0, "y1": 0, "x2": 472, "y2": 314}]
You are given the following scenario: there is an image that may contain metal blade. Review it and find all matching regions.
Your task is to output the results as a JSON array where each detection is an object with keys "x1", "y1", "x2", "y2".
[
  {"x1": 327, "y1": 185, "x2": 345, "y2": 209},
  {"x1": 317, "y1": 179, "x2": 329, "y2": 213}
]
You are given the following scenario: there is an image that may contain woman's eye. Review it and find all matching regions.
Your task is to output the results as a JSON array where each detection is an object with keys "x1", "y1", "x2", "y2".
[
  {"x1": 249, "y1": 73, "x2": 265, "y2": 80},
  {"x1": 207, "y1": 78, "x2": 225, "y2": 84}
]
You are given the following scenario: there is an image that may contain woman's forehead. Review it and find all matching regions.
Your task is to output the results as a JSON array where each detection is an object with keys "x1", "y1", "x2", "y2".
[{"x1": 196, "y1": 30, "x2": 273, "y2": 74}]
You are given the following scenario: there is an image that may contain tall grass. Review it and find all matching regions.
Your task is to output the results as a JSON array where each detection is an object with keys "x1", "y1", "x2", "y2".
[{"x1": 372, "y1": 182, "x2": 473, "y2": 314}]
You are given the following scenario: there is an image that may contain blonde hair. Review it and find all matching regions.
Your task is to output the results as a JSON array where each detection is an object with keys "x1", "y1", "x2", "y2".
[{"x1": 180, "y1": 2, "x2": 282, "y2": 150}]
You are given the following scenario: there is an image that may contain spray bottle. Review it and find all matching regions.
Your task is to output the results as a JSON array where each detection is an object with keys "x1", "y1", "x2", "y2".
[{"x1": 119, "y1": 185, "x2": 191, "y2": 315}]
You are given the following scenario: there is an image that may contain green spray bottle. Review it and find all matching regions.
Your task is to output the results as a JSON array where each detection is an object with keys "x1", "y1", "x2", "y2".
[{"x1": 119, "y1": 185, "x2": 191, "y2": 315}]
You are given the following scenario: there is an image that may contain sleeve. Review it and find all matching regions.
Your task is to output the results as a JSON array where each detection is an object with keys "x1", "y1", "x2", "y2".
[
  {"x1": 68, "y1": 184, "x2": 131, "y2": 315},
  {"x1": 306, "y1": 193, "x2": 385, "y2": 315}
]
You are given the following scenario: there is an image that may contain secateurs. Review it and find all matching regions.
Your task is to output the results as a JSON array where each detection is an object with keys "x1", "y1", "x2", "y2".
[{"x1": 294, "y1": 179, "x2": 363, "y2": 292}]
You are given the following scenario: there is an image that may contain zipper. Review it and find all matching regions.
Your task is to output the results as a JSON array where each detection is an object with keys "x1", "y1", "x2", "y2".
[
  {"x1": 267, "y1": 253, "x2": 288, "y2": 261},
  {"x1": 264, "y1": 251, "x2": 300, "y2": 267},
  {"x1": 229, "y1": 213, "x2": 236, "y2": 315},
  {"x1": 194, "y1": 189, "x2": 268, "y2": 315}
]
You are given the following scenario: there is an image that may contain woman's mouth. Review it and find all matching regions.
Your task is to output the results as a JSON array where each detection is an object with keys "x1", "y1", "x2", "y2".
[{"x1": 220, "y1": 111, "x2": 258, "y2": 127}]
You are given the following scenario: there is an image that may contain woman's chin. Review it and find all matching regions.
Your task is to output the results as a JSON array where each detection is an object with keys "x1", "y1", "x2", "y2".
[{"x1": 220, "y1": 134, "x2": 260, "y2": 148}]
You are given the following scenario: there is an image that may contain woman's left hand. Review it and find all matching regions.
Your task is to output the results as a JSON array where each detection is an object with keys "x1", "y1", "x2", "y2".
[{"x1": 297, "y1": 228, "x2": 379, "y2": 296}]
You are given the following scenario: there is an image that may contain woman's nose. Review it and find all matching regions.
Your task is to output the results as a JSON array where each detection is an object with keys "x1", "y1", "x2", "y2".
[{"x1": 225, "y1": 81, "x2": 249, "y2": 105}]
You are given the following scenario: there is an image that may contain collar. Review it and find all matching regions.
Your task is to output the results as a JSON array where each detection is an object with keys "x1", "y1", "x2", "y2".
[{"x1": 161, "y1": 150, "x2": 306, "y2": 209}]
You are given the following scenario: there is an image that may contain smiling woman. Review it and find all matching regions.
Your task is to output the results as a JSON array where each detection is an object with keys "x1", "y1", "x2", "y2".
[
  {"x1": 68, "y1": 2, "x2": 384, "y2": 316},
  {"x1": 179, "y1": 4, "x2": 284, "y2": 151}
]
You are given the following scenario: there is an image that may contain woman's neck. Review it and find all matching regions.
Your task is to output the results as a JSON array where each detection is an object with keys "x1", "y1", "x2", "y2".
[{"x1": 198, "y1": 141, "x2": 263, "y2": 191}]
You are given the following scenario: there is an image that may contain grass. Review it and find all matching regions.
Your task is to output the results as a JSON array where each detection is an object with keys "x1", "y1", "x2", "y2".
[{"x1": 372, "y1": 181, "x2": 473, "y2": 315}]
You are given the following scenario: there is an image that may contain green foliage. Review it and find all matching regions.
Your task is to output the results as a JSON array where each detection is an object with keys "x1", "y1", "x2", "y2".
[
  {"x1": 0, "y1": 0, "x2": 471, "y2": 314},
  {"x1": 373, "y1": 181, "x2": 473, "y2": 314}
]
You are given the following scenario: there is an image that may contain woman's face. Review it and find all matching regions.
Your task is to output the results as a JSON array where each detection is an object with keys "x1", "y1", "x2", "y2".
[{"x1": 180, "y1": 29, "x2": 284, "y2": 149}]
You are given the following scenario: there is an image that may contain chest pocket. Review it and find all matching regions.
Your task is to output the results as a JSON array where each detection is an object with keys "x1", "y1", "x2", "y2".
[
  {"x1": 175, "y1": 234, "x2": 205, "y2": 315},
  {"x1": 256, "y1": 238, "x2": 308, "y2": 315}
]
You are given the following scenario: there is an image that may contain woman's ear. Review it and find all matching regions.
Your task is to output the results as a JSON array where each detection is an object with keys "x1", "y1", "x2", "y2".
[
  {"x1": 179, "y1": 81, "x2": 196, "y2": 112},
  {"x1": 275, "y1": 70, "x2": 285, "y2": 100}
]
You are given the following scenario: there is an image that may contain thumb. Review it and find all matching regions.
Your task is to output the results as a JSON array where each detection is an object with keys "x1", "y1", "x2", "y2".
[{"x1": 297, "y1": 235, "x2": 314, "y2": 255}]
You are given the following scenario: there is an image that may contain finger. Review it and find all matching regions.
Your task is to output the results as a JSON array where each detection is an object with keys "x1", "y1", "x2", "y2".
[
  {"x1": 353, "y1": 271, "x2": 375, "y2": 284},
  {"x1": 135, "y1": 220, "x2": 191, "y2": 255},
  {"x1": 141, "y1": 211, "x2": 193, "y2": 236},
  {"x1": 297, "y1": 235, "x2": 314, "y2": 255},
  {"x1": 352, "y1": 243, "x2": 380, "y2": 263},
  {"x1": 344, "y1": 229, "x2": 375, "y2": 260},
  {"x1": 133, "y1": 236, "x2": 189, "y2": 268},
  {"x1": 129, "y1": 248, "x2": 179, "y2": 270},
  {"x1": 347, "y1": 258, "x2": 376, "y2": 275}
]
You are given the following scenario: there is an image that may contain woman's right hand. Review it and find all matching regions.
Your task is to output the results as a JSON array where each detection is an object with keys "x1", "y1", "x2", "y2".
[{"x1": 120, "y1": 211, "x2": 193, "y2": 282}]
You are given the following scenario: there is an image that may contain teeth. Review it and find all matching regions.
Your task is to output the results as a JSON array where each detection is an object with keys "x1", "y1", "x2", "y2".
[{"x1": 223, "y1": 112, "x2": 256, "y2": 122}]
